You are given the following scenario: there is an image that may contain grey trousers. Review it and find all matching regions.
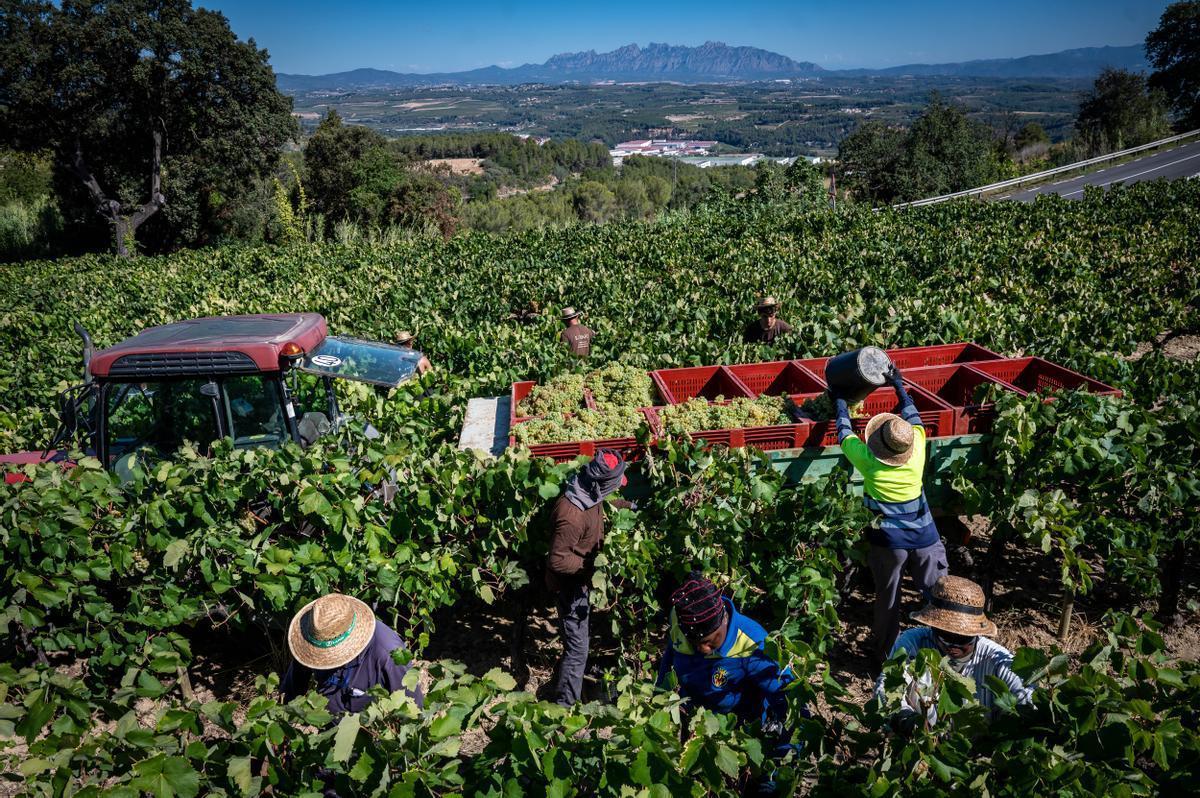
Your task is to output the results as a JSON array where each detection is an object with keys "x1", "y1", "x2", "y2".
[
  {"x1": 552, "y1": 579, "x2": 590, "y2": 706},
  {"x1": 869, "y1": 540, "x2": 949, "y2": 663}
]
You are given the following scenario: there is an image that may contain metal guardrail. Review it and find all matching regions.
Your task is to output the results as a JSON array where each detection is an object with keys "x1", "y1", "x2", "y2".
[{"x1": 894, "y1": 128, "x2": 1200, "y2": 208}]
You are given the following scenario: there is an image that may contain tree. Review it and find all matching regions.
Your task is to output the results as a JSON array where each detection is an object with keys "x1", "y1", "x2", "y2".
[
  {"x1": 898, "y1": 94, "x2": 1000, "y2": 200},
  {"x1": 836, "y1": 121, "x2": 907, "y2": 203},
  {"x1": 782, "y1": 159, "x2": 827, "y2": 209},
  {"x1": 0, "y1": 0, "x2": 297, "y2": 256},
  {"x1": 386, "y1": 172, "x2": 461, "y2": 240},
  {"x1": 643, "y1": 175, "x2": 672, "y2": 209},
  {"x1": 1014, "y1": 122, "x2": 1050, "y2": 151},
  {"x1": 1147, "y1": 1, "x2": 1200, "y2": 130},
  {"x1": 571, "y1": 181, "x2": 617, "y2": 224},
  {"x1": 614, "y1": 179, "x2": 652, "y2": 220},
  {"x1": 304, "y1": 111, "x2": 406, "y2": 226},
  {"x1": 1076, "y1": 68, "x2": 1171, "y2": 155}
]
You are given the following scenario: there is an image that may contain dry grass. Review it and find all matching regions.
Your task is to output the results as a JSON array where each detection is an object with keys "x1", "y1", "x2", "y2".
[{"x1": 426, "y1": 157, "x2": 485, "y2": 176}]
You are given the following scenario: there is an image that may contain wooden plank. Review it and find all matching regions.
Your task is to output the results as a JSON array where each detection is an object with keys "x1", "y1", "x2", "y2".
[{"x1": 458, "y1": 396, "x2": 511, "y2": 457}]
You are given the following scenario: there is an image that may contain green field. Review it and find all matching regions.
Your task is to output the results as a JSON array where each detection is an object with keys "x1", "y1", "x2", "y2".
[{"x1": 289, "y1": 76, "x2": 1089, "y2": 156}]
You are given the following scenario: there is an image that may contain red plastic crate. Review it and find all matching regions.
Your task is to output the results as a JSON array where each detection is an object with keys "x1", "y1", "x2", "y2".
[
  {"x1": 790, "y1": 385, "x2": 955, "y2": 447},
  {"x1": 728, "y1": 361, "x2": 826, "y2": 397},
  {"x1": 513, "y1": 408, "x2": 660, "y2": 463},
  {"x1": 902, "y1": 364, "x2": 1027, "y2": 434},
  {"x1": 510, "y1": 380, "x2": 538, "y2": 427},
  {"x1": 645, "y1": 405, "x2": 808, "y2": 451},
  {"x1": 651, "y1": 365, "x2": 754, "y2": 404},
  {"x1": 793, "y1": 356, "x2": 830, "y2": 382},
  {"x1": 885, "y1": 343, "x2": 1004, "y2": 370},
  {"x1": 969, "y1": 358, "x2": 1122, "y2": 398}
]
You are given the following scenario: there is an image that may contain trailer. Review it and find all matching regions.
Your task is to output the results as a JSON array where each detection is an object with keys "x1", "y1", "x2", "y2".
[{"x1": 458, "y1": 343, "x2": 1122, "y2": 514}]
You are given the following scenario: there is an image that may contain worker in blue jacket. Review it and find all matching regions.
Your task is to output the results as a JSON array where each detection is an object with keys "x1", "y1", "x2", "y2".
[{"x1": 656, "y1": 572, "x2": 794, "y2": 727}]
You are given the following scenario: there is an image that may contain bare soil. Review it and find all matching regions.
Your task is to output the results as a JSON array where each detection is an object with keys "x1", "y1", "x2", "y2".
[
  {"x1": 496, "y1": 175, "x2": 559, "y2": 199},
  {"x1": 425, "y1": 157, "x2": 484, "y2": 176},
  {"x1": 1129, "y1": 332, "x2": 1200, "y2": 361}
]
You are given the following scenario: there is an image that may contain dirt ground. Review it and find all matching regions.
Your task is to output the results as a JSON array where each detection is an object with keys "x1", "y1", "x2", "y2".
[
  {"x1": 1129, "y1": 332, "x2": 1200, "y2": 361},
  {"x1": 425, "y1": 157, "x2": 484, "y2": 176}
]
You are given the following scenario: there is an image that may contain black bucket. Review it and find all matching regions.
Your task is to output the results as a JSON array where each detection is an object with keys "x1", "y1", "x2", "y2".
[{"x1": 825, "y1": 346, "x2": 892, "y2": 403}]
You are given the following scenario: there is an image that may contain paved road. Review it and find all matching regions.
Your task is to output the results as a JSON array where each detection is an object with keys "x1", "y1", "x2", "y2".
[{"x1": 1002, "y1": 138, "x2": 1200, "y2": 202}]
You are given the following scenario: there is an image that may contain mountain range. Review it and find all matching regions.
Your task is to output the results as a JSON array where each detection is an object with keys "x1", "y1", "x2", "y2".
[{"x1": 276, "y1": 41, "x2": 1149, "y2": 93}]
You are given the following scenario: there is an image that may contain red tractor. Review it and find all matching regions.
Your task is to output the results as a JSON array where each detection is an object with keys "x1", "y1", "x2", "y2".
[{"x1": 2, "y1": 313, "x2": 422, "y2": 481}]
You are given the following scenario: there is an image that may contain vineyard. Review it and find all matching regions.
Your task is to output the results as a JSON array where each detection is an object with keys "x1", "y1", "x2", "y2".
[{"x1": 0, "y1": 181, "x2": 1198, "y2": 796}]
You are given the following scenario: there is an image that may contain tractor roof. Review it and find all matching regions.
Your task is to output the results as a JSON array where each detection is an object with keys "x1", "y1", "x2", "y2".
[{"x1": 89, "y1": 313, "x2": 328, "y2": 379}]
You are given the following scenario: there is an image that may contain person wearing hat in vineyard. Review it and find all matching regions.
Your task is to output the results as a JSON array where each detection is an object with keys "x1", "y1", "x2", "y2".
[
  {"x1": 835, "y1": 363, "x2": 949, "y2": 665},
  {"x1": 559, "y1": 307, "x2": 594, "y2": 357},
  {"x1": 546, "y1": 449, "x2": 627, "y2": 705},
  {"x1": 656, "y1": 572, "x2": 796, "y2": 726},
  {"x1": 657, "y1": 573, "x2": 804, "y2": 796},
  {"x1": 743, "y1": 296, "x2": 793, "y2": 344},
  {"x1": 874, "y1": 575, "x2": 1033, "y2": 730},
  {"x1": 394, "y1": 330, "x2": 432, "y2": 375},
  {"x1": 280, "y1": 593, "x2": 424, "y2": 714}
]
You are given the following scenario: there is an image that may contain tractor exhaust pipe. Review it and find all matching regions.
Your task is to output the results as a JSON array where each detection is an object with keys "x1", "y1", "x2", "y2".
[{"x1": 73, "y1": 322, "x2": 93, "y2": 385}]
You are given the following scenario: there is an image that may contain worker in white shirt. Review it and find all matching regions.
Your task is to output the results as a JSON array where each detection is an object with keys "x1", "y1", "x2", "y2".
[{"x1": 874, "y1": 575, "x2": 1033, "y2": 732}]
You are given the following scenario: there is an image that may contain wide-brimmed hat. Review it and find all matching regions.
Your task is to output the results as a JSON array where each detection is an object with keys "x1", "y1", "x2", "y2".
[
  {"x1": 864, "y1": 412, "x2": 915, "y2": 466},
  {"x1": 911, "y1": 576, "x2": 998, "y2": 637},
  {"x1": 561, "y1": 307, "x2": 582, "y2": 321},
  {"x1": 754, "y1": 295, "x2": 779, "y2": 311},
  {"x1": 395, "y1": 330, "x2": 416, "y2": 345},
  {"x1": 287, "y1": 593, "x2": 377, "y2": 671}
]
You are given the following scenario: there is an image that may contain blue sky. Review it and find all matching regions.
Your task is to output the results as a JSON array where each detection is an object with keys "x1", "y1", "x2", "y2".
[{"x1": 208, "y1": 0, "x2": 1167, "y2": 75}]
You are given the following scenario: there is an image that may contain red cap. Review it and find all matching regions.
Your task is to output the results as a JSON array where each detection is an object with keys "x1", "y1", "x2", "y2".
[{"x1": 602, "y1": 451, "x2": 628, "y2": 487}]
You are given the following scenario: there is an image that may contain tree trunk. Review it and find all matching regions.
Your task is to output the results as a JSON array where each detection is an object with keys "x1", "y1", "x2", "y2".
[
  {"x1": 1057, "y1": 586, "x2": 1075, "y2": 644},
  {"x1": 67, "y1": 133, "x2": 166, "y2": 258},
  {"x1": 1157, "y1": 538, "x2": 1187, "y2": 626}
]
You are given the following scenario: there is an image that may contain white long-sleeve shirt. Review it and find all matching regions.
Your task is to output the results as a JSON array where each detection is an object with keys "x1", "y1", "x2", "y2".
[{"x1": 873, "y1": 627, "x2": 1034, "y2": 723}]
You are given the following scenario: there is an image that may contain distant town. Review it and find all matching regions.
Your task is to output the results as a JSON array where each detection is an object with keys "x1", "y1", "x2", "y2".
[{"x1": 610, "y1": 138, "x2": 822, "y2": 168}]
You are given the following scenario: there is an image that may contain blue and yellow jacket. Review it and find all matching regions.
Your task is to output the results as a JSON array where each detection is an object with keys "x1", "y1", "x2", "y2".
[{"x1": 655, "y1": 597, "x2": 792, "y2": 724}]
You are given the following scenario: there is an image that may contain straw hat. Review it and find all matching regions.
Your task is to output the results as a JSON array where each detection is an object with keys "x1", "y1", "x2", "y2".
[
  {"x1": 394, "y1": 330, "x2": 415, "y2": 346},
  {"x1": 287, "y1": 593, "x2": 377, "y2": 670},
  {"x1": 561, "y1": 307, "x2": 582, "y2": 321},
  {"x1": 754, "y1": 295, "x2": 779, "y2": 311},
  {"x1": 864, "y1": 412, "x2": 915, "y2": 466},
  {"x1": 911, "y1": 576, "x2": 998, "y2": 637}
]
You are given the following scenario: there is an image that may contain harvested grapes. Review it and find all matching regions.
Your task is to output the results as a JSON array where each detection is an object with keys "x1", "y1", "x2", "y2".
[
  {"x1": 794, "y1": 391, "x2": 865, "y2": 421},
  {"x1": 586, "y1": 362, "x2": 655, "y2": 409},
  {"x1": 513, "y1": 407, "x2": 648, "y2": 444},
  {"x1": 659, "y1": 395, "x2": 791, "y2": 434},
  {"x1": 517, "y1": 373, "x2": 586, "y2": 416}
]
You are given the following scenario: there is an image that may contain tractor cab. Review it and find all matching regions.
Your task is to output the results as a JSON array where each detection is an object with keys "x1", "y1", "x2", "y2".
[{"x1": 17, "y1": 313, "x2": 420, "y2": 478}]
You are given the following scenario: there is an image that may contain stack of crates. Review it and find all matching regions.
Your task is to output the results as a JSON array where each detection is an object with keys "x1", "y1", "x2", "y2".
[{"x1": 508, "y1": 344, "x2": 1122, "y2": 462}]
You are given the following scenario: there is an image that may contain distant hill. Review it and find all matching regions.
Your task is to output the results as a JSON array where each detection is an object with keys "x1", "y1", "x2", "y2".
[
  {"x1": 276, "y1": 41, "x2": 823, "y2": 91},
  {"x1": 276, "y1": 42, "x2": 1147, "y2": 92},
  {"x1": 840, "y1": 45, "x2": 1148, "y2": 79}
]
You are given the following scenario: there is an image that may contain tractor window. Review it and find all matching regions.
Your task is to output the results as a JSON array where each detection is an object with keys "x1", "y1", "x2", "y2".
[
  {"x1": 224, "y1": 376, "x2": 288, "y2": 448},
  {"x1": 106, "y1": 380, "x2": 220, "y2": 461}
]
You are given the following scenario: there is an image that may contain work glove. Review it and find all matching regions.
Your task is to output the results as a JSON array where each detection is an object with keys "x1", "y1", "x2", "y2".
[{"x1": 884, "y1": 363, "x2": 903, "y2": 386}]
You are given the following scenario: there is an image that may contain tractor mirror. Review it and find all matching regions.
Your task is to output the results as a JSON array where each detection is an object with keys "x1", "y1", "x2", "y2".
[{"x1": 200, "y1": 382, "x2": 219, "y2": 398}]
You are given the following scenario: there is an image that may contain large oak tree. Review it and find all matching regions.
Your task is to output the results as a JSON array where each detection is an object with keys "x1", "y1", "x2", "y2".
[
  {"x1": 0, "y1": 0, "x2": 297, "y2": 255},
  {"x1": 1146, "y1": 1, "x2": 1200, "y2": 130}
]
